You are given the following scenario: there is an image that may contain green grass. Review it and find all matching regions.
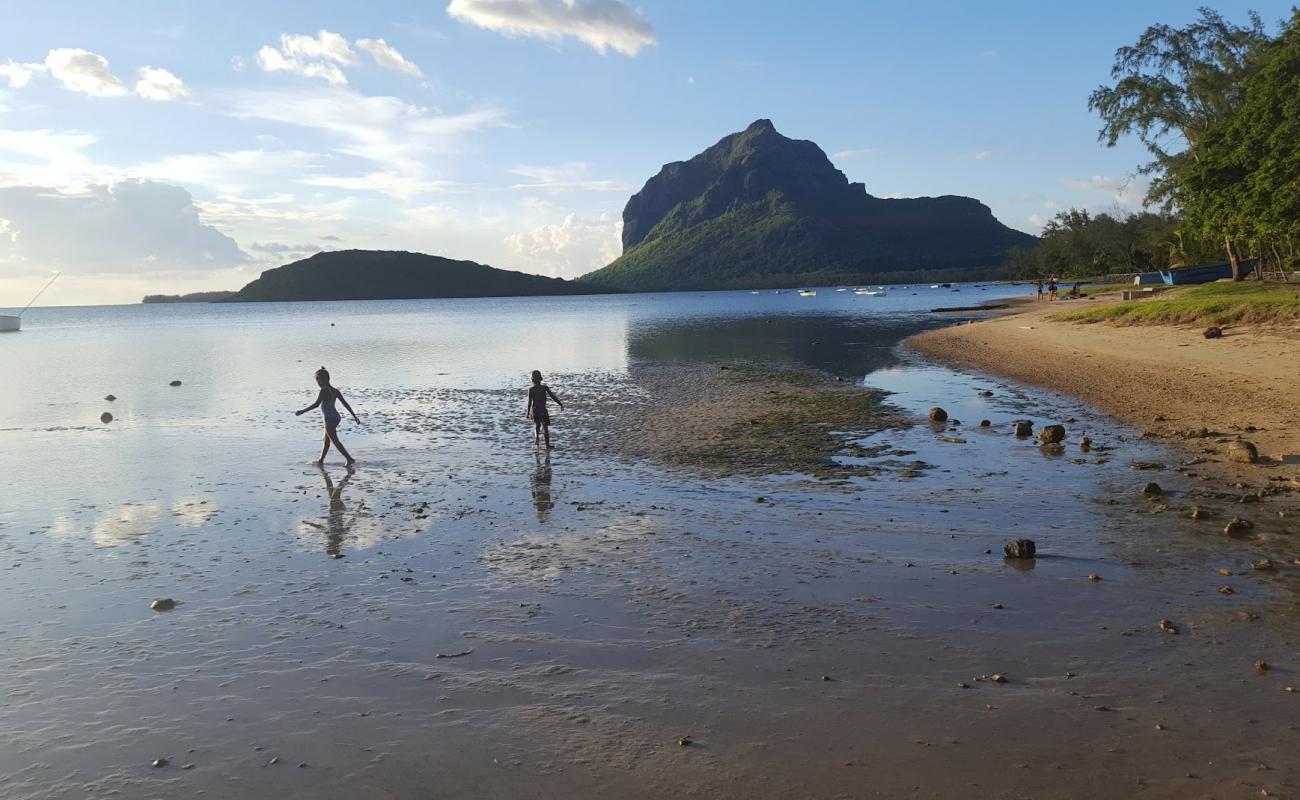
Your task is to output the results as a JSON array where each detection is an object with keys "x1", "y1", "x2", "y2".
[{"x1": 1055, "y1": 281, "x2": 1300, "y2": 325}]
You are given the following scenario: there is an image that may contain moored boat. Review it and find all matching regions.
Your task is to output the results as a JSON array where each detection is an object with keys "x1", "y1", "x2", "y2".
[
  {"x1": 798, "y1": 289, "x2": 816, "y2": 297},
  {"x1": 0, "y1": 315, "x2": 19, "y2": 332},
  {"x1": 1159, "y1": 259, "x2": 1257, "y2": 285}
]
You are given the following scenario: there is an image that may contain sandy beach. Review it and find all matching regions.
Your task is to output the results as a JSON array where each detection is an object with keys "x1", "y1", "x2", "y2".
[{"x1": 910, "y1": 293, "x2": 1300, "y2": 483}]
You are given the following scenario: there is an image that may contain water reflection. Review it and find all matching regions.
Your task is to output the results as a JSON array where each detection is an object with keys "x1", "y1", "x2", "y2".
[
  {"x1": 530, "y1": 452, "x2": 554, "y2": 523},
  {"x1": 321, "y1": 468, "x2": 354, "y2": 557}
]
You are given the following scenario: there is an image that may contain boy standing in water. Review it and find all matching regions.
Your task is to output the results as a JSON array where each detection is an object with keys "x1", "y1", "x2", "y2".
[
  {"x1": 295, "y1": 367, "x2": 361, "y2": 467},
  {"x1": 525, "y1": 370, "x2": 564, "y2": 449}
]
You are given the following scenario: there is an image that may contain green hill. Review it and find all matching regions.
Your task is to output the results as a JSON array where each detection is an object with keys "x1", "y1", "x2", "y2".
[
  {"x1": 232, "y1": 250, "x2": 617, "y2": 302},
  {"x1": 582, "y1": 120, "x2": 1034, "y2": 291}
]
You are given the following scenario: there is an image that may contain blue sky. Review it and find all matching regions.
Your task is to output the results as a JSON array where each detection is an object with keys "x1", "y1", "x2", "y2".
[{"x1": 0, "y1": 0, "x2": 1289, "y2": 304}]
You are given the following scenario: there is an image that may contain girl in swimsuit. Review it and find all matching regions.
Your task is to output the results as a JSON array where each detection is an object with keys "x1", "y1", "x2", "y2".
[
  {"x1": 524, "y1": 370, "x2": 564, "y2": 449},
  {"x1": 295, "y1": 367, "x2": 361, "y2": 467}
]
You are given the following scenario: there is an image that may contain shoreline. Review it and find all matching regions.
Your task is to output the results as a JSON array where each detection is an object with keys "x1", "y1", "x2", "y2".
[{"x1": 907, "y1": 292, "x2": 1300, "y2": 508}]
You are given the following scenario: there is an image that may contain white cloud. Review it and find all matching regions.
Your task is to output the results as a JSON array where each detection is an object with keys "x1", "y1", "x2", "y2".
[
  {"x1": 504, "y1": 211, "x2": 621, "y2": 278},
  {"x1": 0, "y1": 128, "x2": 105, "y2": 186},
  {"x1": 256, "y1": 31, "x2": 357, "y2": 85},
  {"x1": 832, "y1": 147, "x2": 876, "y2": 159},
  {"x1": 0, "y1": 60, "x2": 45, "y2": 89},
  {"x1": 1027, "y1": 213, "x2": 1048, "y2": 230},
  {"x1": 44, "y1": 48, "x2": 127, "y2": 97},
  {"x1": 220, "y1": 86, "x2": 508, "y2": 171},
  {"x1": 134, "y1": 66, "x2": 187, "y2": 100},
  {"x1": 979, "y1": 50, "x2": 998, "y2": 58},
  {"x1": 131, "y1": 149, "x2": 326, "y2": 194},
  {"x1": 0, "y1": 180, "x2": 247, "y2": 274},
  {"x1": 509, "y1": 162, "x2": 631, "y2": 192},
  {"x1": 973, "y1": 149, "x2": 993, "y2": 160},
  {"x1": 356, "y1": 38, "x2": 423, "y2": 77},
  {"x1": 300, "y1": 171, "x2": 459, "y2": 200},
  {"x1": 447, "y1": 0, "x2": 656, "y2": 56}
]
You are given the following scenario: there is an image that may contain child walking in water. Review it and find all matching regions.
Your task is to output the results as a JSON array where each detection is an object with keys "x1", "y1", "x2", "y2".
[
  {"x1": 525, "y1": 370, "x2": 564, "y2": 449},
  {"x1": 295, "y1": 367, "x2": 361, "y2": 467}
]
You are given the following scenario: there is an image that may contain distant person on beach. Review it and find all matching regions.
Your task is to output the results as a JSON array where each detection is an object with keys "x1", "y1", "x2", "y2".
[
  {"x1": 525, "y1": 370, "x2": 564, "y2": 449},
  {"x1": 1048, "y1": 277, "x2": 1059, "y2": 301},
  {"x1": 295, "y1": 367, "x2": 361, "y2": 467},
  {"x1": 1035, "y1": 278, "x2": 1044, "y2": 302}
]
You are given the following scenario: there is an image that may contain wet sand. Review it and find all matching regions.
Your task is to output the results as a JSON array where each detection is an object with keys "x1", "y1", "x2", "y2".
[
  {"x1": 2, "y1": 296, "x2": 1299, "y2": 799},
  {"x1": 3, "y1": 355, "x2": 1298, "y2": 799}
]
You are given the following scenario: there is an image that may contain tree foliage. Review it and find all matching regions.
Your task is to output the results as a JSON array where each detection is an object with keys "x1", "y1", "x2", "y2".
[{"x1": 1003, "y1": 208, "x2": 1219, "y2": 278}]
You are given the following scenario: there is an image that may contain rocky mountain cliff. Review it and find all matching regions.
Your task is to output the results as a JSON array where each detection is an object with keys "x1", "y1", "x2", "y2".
[{"x1": 582, "y1": 120, "x2": 1034, "y2": 290}]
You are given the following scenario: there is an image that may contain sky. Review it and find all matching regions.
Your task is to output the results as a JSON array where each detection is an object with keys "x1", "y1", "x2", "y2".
[{"x1": 0, "y1": 0, "x2": 1291, "y2": 306}]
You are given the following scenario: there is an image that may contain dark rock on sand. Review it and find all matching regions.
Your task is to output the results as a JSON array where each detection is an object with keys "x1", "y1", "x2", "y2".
[
  {"x1": 100, "y1": 412, "x2": 113, "y2": 424},
  {"x1": 150, "y1": 598, "x2": 177, "y2": 611},
  {"x1": 1004, "y1": 539, "x2": 1036, "y2": 559},
  {"x1": 1037, "y1": 425, "x2": 1066, "y2": 444},
  {"x1": 928, "y1": 407, "x2": 948, "y2": 422},
  {"x1": 979, "y1": 419, "x2": 991, "y2": 427},
  {"x1": 169, "y1": 380, "x2": 182, "y2": 387},
  {"x1": 1190, "y1": 506, "x2": 1212, "y2": 519},
  {"x1": 1157, "y1": 619, "x2": 1180, "y2": 635},
  {"x1": 1203, "y1": 326, "x2": 1223, "y2": 339},
  {"x1": 1224, "y1": 517, "x2": 1254, "y2": 537},
  {"x1": 1141, "y1": 482, "x2": 1163, "y2": 496},
  {"x1": 1012, "y1": 420, "x2": 1033, "y2": 437},
  {"x1": 1227, "y1": 441, "x2": 1258, "y2": 464},
  {"x1": 104, "y1": 394, "x2": 116, "y2": 401}
]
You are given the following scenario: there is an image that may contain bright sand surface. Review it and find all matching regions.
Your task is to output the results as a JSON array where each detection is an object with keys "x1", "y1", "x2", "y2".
[
  {"x1": 1, "y1": 291, "x2": 1298, "y2": 799},
  {"x1": 910, "y1": 294, "x2": 1300, "y2": 470}
]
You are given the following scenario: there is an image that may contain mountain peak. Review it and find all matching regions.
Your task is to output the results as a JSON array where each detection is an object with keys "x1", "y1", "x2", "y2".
[{"x1": 745, "y1": 118, "x2": 777, "y2": 134}]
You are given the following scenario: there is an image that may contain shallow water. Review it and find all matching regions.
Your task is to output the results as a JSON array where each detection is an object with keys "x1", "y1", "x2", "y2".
[{"x1": 1, "y1": 285, "x2": 1297, "y2": 799}]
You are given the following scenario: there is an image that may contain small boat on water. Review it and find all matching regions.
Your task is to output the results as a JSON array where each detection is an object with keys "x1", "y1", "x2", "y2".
[
  {"x1": 854, "y1": 289, "x2": 883, "y2": 296},
  {"x1": 930, "y1": 284, "x2": 940, "y2": 289},
  {"x1": 1159, "y1": 259, "x2": 1257, "y2": 285},
  {"x1": 798, "y1": 289, "x2": 817, "y2": 297},
  {"x1": 1, "y1": 272, "x2": 59, "y2": 333}
]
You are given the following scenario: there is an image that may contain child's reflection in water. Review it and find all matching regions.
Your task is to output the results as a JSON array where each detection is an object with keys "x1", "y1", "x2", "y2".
[
  {"x1": 319, "y1": 467, "x2": 354, "y2": 557},
  {"x1": 531, "y1": 452, "x2": 553, "y2": 523}
]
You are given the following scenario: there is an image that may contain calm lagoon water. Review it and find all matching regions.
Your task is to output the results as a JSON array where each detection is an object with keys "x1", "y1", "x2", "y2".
[{"x1": 2, "y1": 283, "x2": 1296, "y2": 799}]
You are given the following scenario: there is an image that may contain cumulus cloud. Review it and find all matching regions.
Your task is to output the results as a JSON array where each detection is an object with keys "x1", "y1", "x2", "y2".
[
  {"x1": 0, "y1": 180, "x2": 247, "y2": 274},
  {"x1": 0, "y1": 128, "x2": 104, "y2": 186},
  {"x1": 447, "y1": 0, "x2": 656, "y2": 56},
  {"x1": 509, "y1": 162, "x2": 631, "y2": 192},
  {"x1": 44, "y1": 48, "x2": 127, "y2": 96},
  {"x1": 504, "y1": 211, "x2": 621, "y2": 278},
  {"x1": 0, "y1": 60, "x2": 45, "y2": 89},
  {"x1": 257, "y1": 31, "x2": 424, "y2": 84},
  {"x1": 356, "y1": 38, "x2": 423, "y2": 76},
  {"x1": 131, "y1": 149, "x2": 326, "y2": 194},
  {"x1": 134, "y1": 66, "x2": 187, "y2": 100}
]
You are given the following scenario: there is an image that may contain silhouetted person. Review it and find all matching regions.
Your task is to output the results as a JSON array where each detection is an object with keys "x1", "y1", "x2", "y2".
[
  {"x1": 524, "y1": 369, "x2": 564, "y2": 449},
  {"x1": 296, "y1": 366, "x2": 361, "y2": 467}
]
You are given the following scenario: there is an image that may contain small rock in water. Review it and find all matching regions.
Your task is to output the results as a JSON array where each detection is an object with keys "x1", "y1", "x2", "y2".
[
  {"x1": 1037, "y1": 425, "x2": 1066, "y2": 444},
  {"x1": 1087, "y1": 573, "x2": 1101, "y2": 582},
  {"x1": 169, "y1": 380, "x2": 182, "y2": 387},
  {"x1": 1012, "y1": 420, "x2": 1033, "y2": 437},
  {"x1": 1219, "y1": 585, "x2": 1235, "y2": 595},
  {"x1": 677, "y1": 737, "x2": 692, "y2": 747},
  {"x1": 928, "y1": 407, "x2": 948, "y2": 422},
  {"x1": 1191, "y1": 506, "x2": 1212, "y2": 520},
  {"x1": 1158, "y1": 619, "x2": 1180, "y2": 635},
  {"x1": 1080, "y1": 436, "x2": 1092, "y2": 450},
  {"x1": 1004, "y1": 539, "x2": 1036, "y2": 559},
  {"x1": 755, "y1": 496, "x2": 765, "y2": 504},
  {"x1": 1227, "y1": 441, "x2": 1259, "y2": 464},
  {"x1": 104, "y1": 394, "x2": 116, "y2": 401},
  {"x1": 150, "y1": 598, "x2": 177, "y2": 611},
  {"x1": 990, "y1": 672, "x2": 1007, "y2": 683},
  {"x1": 1255, "y1": 660, "x2": 1271, "y2": 673},
  {"x1": 978, "y1": 390, "x2": 993, "y2": 397},
  {"x1": 1251, "y1": 559, "x2": 1276, "y2": 572},
  {"x1": 1203, "y1": 326, "x2": 1223, "y2": 339},
  {"x1": 152, "y1": 758, "x2": 169, "y2": 768},
  {"x1": 979, "y1": 419, "x2": 990, "y2": 427},
  {"x1": 1224, "y1": 517, "x2": 1254, "y2": 537},
  {"x1": 100, "y1": 412, "x2": 113, "y2": 424},
  {"x1": 1141, "y1": 482, "x2": 1163, "y2": 496}
]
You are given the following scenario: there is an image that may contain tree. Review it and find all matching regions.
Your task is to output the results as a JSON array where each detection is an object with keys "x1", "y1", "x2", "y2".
[
  {"x1": 1088, "y1": 8, "x2": 1269, "y2": 277},
  {"x1": 1182, "y1": 11, "x2": 1300, "y2": 275}
]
